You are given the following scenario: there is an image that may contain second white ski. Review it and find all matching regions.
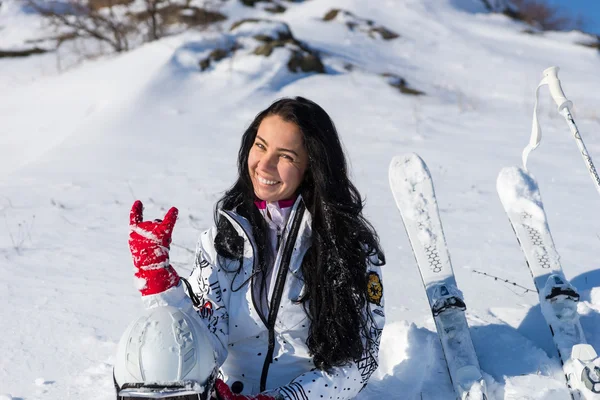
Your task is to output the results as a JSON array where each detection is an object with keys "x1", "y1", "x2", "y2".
[
  {"x1": 390, "y1": 153, "x2": 488, "y2": 400},
  {"x1": 497, "y1": 166, "x2": 600, "y2": 399}
]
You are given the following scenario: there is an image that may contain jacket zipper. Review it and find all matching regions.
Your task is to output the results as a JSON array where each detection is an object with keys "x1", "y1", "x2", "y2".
[
  {"x1": 276, "y1": 226, "x2": 282, "y2": 251},
  {"x1": 259, "y1": 202, "x2": 305, "y2": 392}
]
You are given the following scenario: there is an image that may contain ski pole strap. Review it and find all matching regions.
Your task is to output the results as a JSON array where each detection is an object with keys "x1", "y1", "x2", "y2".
[
  {"x1": 522, "y1": 79, "x2": 545, "y2": 170},
  {"x1": 523, "y1": 66, "x2": 573, "y2": 170}
]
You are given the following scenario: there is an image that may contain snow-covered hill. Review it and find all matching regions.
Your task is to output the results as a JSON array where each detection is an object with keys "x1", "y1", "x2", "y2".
[{"x1": 1, "y1": 0, "x2": 600, "y2": 398}]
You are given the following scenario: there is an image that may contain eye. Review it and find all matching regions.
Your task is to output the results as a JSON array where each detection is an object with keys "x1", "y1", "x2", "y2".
[
  {"x1": 254, "y1": 142, "x2": 265, "y2": 150},
  {"x1": 280, "y1": 153, "x2": 294, "y2": 161}
]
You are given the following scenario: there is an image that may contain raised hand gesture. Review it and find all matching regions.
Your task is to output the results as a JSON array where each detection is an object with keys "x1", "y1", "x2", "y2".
[{"x1": 128, "y1": 200, "x2": 180, "y2": 296}]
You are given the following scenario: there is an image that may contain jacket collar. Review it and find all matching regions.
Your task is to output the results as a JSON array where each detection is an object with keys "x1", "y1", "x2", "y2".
[
  {"x1": 253, "y1": 197, "x2": 297, "y2": 210},
  {"x1": 219, "y1": 196, "x2": 312, "y2": 274},
  {"x1": 256, "y1": 200, "x2": 294, "y2": 234}
]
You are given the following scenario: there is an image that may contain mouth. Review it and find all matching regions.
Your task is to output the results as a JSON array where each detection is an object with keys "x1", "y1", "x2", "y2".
[{"x1": 257, "y1": 174, "x2": 280, "y2": 186}]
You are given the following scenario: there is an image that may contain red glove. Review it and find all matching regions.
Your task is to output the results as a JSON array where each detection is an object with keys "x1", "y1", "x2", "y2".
[
  {"x1": 128, "y1": 200, "x2": 180, "y2": 296},
  {"x1": 213, "y1": 379, "x2": 280, "y2": 400}
]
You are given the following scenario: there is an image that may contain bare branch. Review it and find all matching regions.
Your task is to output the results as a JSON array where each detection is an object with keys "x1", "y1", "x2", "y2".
[
  {"x1": 23, "y1": 0, "x2": 227, "y2": 61},
  {"x1": 507, "y1": 0, "x2": 581, "y2": 31}
]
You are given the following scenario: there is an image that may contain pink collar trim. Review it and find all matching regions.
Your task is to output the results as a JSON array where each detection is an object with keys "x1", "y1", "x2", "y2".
[{"x1": 254, "y1": 197, "x2": 297, "y2": 210}]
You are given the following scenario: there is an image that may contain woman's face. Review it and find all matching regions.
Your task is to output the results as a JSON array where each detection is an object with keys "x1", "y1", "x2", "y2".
[{"x1": 248, "y1": 115, "x2": 309, "y2": 202}]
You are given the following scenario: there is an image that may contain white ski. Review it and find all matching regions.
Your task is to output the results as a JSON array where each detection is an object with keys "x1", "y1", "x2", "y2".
[
  {"x1": 497, "y1": 166, "x2": 600, "y2": 399},
  {"x1": 389, "y1": 153, "x2": 488, "y2": 400}
]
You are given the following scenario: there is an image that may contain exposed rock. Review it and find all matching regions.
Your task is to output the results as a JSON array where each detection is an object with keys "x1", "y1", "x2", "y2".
[
  {"x1": 382, "y1": 73, "x2": 425, "y2": 96},
  {"x1": 199, "y1": 43, "x2": 241, "y2": 71},
  {"x1": 578, "y1": 35, "x2": 600, "y2": 50},
  {"x1": 253, "y1": 34, "x2": 275, "y2": 42},
  {"x1": 521, "y1": 29, "x2": 541, "y2": 35},
  {"x1": 131, "y1": 6, "x2": 226, "y2": 27},
  {"x1": 210, "y1": 48, "x2": 229, "y2": 61},
  {"x1": 323, "y1": 9, "x2": 340, "y2": 21},
  {"x1": 288, "y1": 51, "x2": 325, "y2": 73},
  {"x1": 228, "y1": 18, "x2": 324, "y2": 74},
  {"x1": 322, "y1": 8, "x2": 399, "y2": 40},
  {"x1": 230, "y1": 18, "x2": 262, "y2": 32},
  {"x1": 502, "y1": 6, "x2": 521, "y2": 21},
  {"x1": 254, "y1": 42, "x2": 276, "y2": 56},
  {"x1": 178, "y1": 7, "x2": 228, "y2": 26},
  {"x1": 265, "y1": 4, "x2": 286, "y2": 14},
  {"x1": 370, "y1": 26, "x2": 399, "y2": 40},
  {"x1": 199, "y1": 58, "x2": 211, "y2": 71}
]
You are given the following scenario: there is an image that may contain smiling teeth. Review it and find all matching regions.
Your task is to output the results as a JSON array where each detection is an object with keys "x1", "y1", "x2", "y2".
[{"x1": 258, "y1": 176, "x2": 279, "y2": 185}]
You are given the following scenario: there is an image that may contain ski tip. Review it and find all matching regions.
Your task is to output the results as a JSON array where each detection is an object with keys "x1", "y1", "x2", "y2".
[
  {"x1": 496, "y1": 166, "x2": 542, "y2": 207},
  {"x1": 389, "y1": 153, "x2": 425, "y2": 172},
  {"x1": 389, "y1": 153, "x2": 429, "y2": 179},
  {"x1": 389, "y1": 153, "x2": 430, "y2": 191}
]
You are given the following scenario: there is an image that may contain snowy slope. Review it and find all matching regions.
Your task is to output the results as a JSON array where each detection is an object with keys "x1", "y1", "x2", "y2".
[{"x1": 1, "y1": 0, "x2": 600, "y2": 399}]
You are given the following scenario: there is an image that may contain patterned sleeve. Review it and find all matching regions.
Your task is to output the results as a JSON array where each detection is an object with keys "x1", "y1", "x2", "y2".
[
  {"x1": 140, "y1": 227, "x2": 230, "y2": 366},
  {"x1": 187, "y1": 227, "x2": 230, "y2": 366},
  {"x1": 277, "y1": 262, "x2": 385, "y2": 400}
]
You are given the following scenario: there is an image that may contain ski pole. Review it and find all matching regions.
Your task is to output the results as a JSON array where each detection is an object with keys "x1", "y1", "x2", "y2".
[
  {"x1": 471, "y1": 269, "x2": 536, "y2": 294},
  {"x1": 544, "y1": 66, "x2": 600, "y2": 196}
]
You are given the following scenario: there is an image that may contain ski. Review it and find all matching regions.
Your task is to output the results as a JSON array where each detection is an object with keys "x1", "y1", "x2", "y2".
[
  {"x1": 389, "y1": 153, "x2": 488, "y2": 400},
  {"x1": 497, "y1": 166, "x2": 600, "y2": 399}
]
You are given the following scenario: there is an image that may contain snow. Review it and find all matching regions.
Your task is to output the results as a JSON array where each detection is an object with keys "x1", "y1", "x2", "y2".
[
  {"x1": 591, "y1": 288, "x2": 600, "y2": 306},
  {"x1": 1, "y1": 0, "x2": 600, "y2": 398}
]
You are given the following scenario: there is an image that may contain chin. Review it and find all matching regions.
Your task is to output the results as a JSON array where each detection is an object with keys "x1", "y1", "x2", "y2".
[
  {"x1": 255, "y1": 186, "x2": 283, "y2": 202},
  {"x1": 255, "y1": 190, "x2": 275, "y2": 202},
  {"x1": 261, "y1": 195, "x2": 279, "y2": 202}
]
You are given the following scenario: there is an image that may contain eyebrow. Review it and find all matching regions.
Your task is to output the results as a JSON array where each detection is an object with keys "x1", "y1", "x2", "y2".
[{"x1": 256, "y1": 135, "x2": 300, "y2": 157}]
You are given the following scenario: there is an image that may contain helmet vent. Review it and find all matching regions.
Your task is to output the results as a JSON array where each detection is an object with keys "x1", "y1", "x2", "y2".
[{"x1": 172, "y1": 312, "x2": 197, "y2": 378}]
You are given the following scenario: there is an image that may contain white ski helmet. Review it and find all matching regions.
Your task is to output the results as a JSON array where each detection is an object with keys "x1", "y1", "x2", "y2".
[{"x1": 114, "y1": 306, "x2": 217, "y2": 399}]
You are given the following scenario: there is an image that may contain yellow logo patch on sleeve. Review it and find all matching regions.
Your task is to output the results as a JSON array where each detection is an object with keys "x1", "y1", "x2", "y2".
[{"x1": 367, "y1": 272, "x2": 383, "y2": 306}]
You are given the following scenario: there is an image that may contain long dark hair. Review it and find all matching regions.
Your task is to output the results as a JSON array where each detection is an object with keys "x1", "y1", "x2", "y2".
[{"x1": 213, "y1": 97, "x2": 385, "y2": 370}]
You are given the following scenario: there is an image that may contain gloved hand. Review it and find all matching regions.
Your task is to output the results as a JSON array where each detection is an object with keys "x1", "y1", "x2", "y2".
[
  {"x1": 212, "y1": 379, "x2": 282, "y2": 400},
  {"x1": 129, "y1": 200, "x2": 180, "y2": 296}
]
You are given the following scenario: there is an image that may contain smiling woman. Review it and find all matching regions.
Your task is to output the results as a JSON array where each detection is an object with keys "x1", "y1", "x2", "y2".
[
  {"x1": 248, "y1": 115, "x2": 308, "y2": 203},
  {"x1": 119, "y1": 97, "x2": 386, "y2": 400}
]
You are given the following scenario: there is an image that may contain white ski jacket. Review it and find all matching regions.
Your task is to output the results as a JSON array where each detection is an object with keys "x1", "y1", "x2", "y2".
[{"x1": 143, "y1": 196, "x2": 385, "y2": 399}]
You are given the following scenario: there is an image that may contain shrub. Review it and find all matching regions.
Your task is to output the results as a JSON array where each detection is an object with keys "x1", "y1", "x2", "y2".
[
  {"x1": 25, "y1": 0, "x2": 226, "y2": 56},
  {"x1": 505, "y1": 0, "x2": 580, "y2": 31}
]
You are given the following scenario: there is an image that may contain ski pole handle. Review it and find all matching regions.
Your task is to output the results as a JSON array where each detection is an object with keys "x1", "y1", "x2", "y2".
[
  {"x1": 546, "y1": 67, "x2": 600, "y2": 197},
  {"x1": 524, "y1": 66, "x2": 600, "y2": 198},
  {"x1": 543, "y1": 66, "x2": 573, "y2": 112}
]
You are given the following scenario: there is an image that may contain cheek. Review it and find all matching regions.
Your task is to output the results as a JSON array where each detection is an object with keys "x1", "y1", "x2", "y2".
[
  {"x1": 247, "y1": 150, "x2": 259, "y2": 172},
  {"x1": 280, "y1": 164, "x2": 305, "y2": 186}
]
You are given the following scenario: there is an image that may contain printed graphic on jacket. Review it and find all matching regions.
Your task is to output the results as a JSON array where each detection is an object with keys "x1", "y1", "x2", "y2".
[{"x1": 367, "y1": 272, "x2": 383, "y2": 305}]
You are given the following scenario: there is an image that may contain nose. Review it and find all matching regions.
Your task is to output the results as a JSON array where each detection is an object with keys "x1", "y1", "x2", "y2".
[{"x1": 259, "y1": 151, "x2": 278, "y2": 172}]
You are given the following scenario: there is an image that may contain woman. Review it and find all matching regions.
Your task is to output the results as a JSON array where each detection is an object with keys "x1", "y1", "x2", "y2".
[{"x1": 121, "y1": 97, "x2": 386, "y2": 400}]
